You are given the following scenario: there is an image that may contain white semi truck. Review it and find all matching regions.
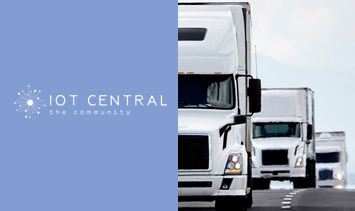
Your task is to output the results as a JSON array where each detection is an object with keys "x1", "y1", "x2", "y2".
[
  {"x1": 178, "y1": 2, "x2": 261, "y2": 211},
  {"x1": 251, "y1": 88, "x2": 316, "y2": 189},
  {"x1": 316, "y1": 131, "x2": 347, "y2": 189}
]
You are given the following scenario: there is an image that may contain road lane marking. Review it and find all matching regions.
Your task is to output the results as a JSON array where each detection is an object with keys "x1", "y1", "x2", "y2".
[{"x1": 281, "y1": 189, "x2": 306, "y2": 209}]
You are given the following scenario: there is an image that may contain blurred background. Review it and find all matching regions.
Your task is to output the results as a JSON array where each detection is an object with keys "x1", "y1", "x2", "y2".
[{"x1": 247, "y1": 0, "x2": 355, "y2": 189}]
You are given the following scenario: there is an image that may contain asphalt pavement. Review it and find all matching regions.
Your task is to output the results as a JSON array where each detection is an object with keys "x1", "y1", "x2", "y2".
[{"x1": 179, "y1": 188, "x2": 355, "y2": 210}]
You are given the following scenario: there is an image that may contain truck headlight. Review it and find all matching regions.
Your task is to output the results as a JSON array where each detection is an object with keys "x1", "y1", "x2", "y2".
[
  {"x1": 334, "y1": 173, "x2": 343, "y2": 180},
  {"x1": 225, "y1": 154, "x2": 243, "y2": 175},
  {"x1": 295, "y1": 157, "x2": 303, "y2": 167}
]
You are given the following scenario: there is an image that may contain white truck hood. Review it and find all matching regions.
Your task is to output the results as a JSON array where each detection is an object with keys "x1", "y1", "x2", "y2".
[
  {"x1": 316, "y1": 146, "x2": 342, "y2": 153},
  {"x1": 316, "y1": 162, "x2": 341, "y2": 169},
  {"x1": 252, "y1": 137, "x2": 302, "y2": 150},
  {"x1": 178, "y1": 109, "x2": 235, "y2": 133}
]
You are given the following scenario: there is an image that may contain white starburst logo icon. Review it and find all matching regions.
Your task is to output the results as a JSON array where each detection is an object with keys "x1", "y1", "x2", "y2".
[{"x1": 14, "y1": 85, "x2": 46, "y2": 119}]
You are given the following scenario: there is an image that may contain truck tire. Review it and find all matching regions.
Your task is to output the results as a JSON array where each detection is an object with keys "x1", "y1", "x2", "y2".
[
  {"x1": 307, "y1": 160, "x2": 316, "y2": 188},
  {"x1": 293, "y1": 178, "x2": 306, "y2": 189},
  {"x1": 293, "y1": 159, "x2": 316, "y2": 188},
  {"x1": 215, "y1": 196, "x2": 247, "y2": 211},
  {"x1": 246, "y1": 188, "x2": 253, "y2": 208},
  {"x1": 252, "y1": 179, "x2": 270, "y2": 190}
]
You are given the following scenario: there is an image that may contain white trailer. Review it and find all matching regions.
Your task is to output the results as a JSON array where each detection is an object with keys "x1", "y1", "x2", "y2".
[
  {"x1": 316, "y1": 131, "x2": 347, "y2": 189},
  {"x1": 178, "y1": 1, "x2": 261, "y2": 210},
  {"x1": 251, "y1": 88, "x2": 316, "y2": 189}
]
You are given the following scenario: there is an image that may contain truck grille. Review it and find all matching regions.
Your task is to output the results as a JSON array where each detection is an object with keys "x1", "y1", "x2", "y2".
[
  {"x1": 262, "y1": 150, "x2": 288, "y2": 165},
  {"x1": 178, "y1": 135, "x2": 209, "y2": 170},
  {"x1": 319, "y1": 169, "x2": 333, "y2": 180}
]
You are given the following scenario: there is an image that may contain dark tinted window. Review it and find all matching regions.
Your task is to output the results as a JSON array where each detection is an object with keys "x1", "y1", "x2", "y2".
[
  {"x1": 178, "y1": 28, "x2": 207, "y2": 41},
  {"x1": 316, "y1": 152, "x2": 340, "y2": 163},
  {"x1": 253, "y1": 123, "x2": 300, "y2": 138}
]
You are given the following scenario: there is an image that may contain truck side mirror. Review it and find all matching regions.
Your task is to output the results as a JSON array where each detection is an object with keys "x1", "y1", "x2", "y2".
[
  {"x1": 234, "y1": 115, "x2": 246, "y2": 124},
  {"x1": 307, "y1": 124, "x2": 313, "y2": 140},
  {"x1": 248, "y1": 79, "x2": 261, "y2": 113}
]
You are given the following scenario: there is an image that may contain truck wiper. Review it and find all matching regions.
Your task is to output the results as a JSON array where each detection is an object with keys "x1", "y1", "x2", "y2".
[
  {"x1": 178, "y1": 102, "x2": 212, "y2": 108},
  {"x1": 197, "y1": 103, "x2": 212, "y2": 108}
]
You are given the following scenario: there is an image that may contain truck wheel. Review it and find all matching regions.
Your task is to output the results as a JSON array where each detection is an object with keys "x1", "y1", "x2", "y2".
[
  {"x1": 294, "y1": 159, "x2": 316, "y2": 189},
  {"x1": 215, "y1": 197, "x2": 246, "y2": 211},
  {"x1": 252, "y1": 179, "x2": 270, "y2": 190},
  {"x1": 246, "y1": 188, "x2": 253, "y2": 208},
  {"x1": 307, "y1": 160, "x2": 316, "y2": 188},
  {"x1": 262, "y1": 180, "x2": 270, "y2": 189},
  {"x1": 293, "y1": 178, "x2": 306, "y2": 189}
]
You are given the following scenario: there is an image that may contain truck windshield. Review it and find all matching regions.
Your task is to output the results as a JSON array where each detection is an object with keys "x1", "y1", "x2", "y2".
[
  {"x1": 178, "y1": 74, "x2": 235, "y2": 109},
  {"x1": 253, "y1": 123, "x2": 300, "y2": 138},
  {"x1": 316, "y1": 152, "x2": 340, "y2": 163}
]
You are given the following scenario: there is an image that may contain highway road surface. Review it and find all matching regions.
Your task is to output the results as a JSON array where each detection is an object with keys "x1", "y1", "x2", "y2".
[{"x1": 179, "y1": 188, "x2": 355, "y2": 210}]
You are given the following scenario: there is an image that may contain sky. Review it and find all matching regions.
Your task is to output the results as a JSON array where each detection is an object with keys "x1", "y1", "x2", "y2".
[{"x1": 248, "y1": 0, "x2": 355, "y2": 174}]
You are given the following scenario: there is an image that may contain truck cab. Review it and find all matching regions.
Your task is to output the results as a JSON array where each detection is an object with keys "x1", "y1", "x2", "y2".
[
  {"x1": 178, "y1": 2, "x2": 261, "y2": 211},
  {"x1": 316, "y1": 131, "x2": 348, "y2": 189},
  {"x1": 251, "y1": 88, "x2": 316, "y2": 189}
]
